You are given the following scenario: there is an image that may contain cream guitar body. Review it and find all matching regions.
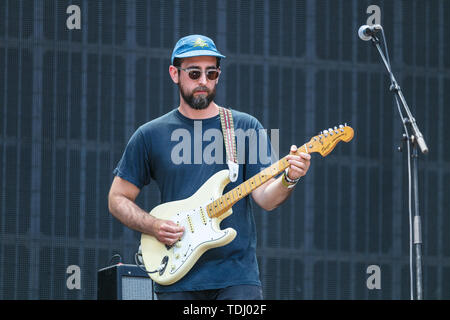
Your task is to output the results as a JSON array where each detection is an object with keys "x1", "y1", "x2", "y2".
[
  {"x1": 140, "y1": 125, "x2": 354, "y2": 285},
  {"x1": 141, "y1": 170, "x2": 236, "y2": 286}
]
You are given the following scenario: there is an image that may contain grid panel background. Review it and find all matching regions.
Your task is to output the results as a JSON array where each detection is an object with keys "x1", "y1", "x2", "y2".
[{"x1": 0, "y1": 0, "x2": 449, "y2": 299}]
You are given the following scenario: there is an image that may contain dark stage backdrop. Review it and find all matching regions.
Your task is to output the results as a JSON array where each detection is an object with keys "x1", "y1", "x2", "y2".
[{"x1": 1, "y1": 0, "x2": 449, "y2": 300}]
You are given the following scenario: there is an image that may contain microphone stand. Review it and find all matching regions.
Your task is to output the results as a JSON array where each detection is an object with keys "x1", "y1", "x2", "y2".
[{"x1": 369, "y1": 30, "x2": 428, "y2": 300}]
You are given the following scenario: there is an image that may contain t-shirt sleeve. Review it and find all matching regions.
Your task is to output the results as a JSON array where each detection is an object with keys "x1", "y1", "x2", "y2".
[
  {"x1": 243, "y1": 117, "x2": 276, "y2": 180},
  {"x1": 113, "y1": 128, "x2": 151, "y2": 189}
]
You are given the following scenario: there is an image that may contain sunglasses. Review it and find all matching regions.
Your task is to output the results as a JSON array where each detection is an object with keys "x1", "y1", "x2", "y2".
[{"x1": 176, "y1": 67, "x2": 220, "y2": 81}]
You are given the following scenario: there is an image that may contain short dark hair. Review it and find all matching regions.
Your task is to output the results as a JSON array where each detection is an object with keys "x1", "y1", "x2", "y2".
[{"x1": 173, "y1": 57, "x2": 221, "y2": 68}]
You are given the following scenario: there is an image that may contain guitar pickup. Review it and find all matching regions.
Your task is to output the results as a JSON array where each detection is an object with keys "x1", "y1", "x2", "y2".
[
  {"x1": 187, "y1": 215, "x2": 194, "y2": 233},
  {"x1": 200, "y1": 207, "x2": 207, "y2": 225}
]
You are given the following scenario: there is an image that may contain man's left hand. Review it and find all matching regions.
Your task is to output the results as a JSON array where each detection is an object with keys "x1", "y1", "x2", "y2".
[{"x1": 285, "y1": 145, "x2": 311, "y2": 180}]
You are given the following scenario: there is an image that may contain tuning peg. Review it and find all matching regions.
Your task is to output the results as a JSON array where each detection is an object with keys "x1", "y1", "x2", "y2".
[{"x1": 339, "y1": 124, "x2": 344, "y2": 129}]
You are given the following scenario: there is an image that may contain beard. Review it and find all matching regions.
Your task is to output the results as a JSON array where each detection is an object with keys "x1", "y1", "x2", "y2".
[{"x1": 179, "y1": 84, "x2": 217, "y2": 110}]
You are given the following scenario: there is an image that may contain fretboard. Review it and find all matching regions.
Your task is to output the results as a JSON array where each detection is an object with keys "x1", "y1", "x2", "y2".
[{"x1": 205, "y1": 145, "x2": 306, "y2": 218}]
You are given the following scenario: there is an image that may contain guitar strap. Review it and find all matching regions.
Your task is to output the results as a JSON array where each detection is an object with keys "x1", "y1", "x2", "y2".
[{"x1": 219, "y1": 107, "x2": 239, "y2": 182}]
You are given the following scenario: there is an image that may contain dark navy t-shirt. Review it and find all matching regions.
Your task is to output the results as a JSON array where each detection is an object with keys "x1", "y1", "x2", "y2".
[{"x1": 113, "y1": 108, "x2": 273, "y2": 292}]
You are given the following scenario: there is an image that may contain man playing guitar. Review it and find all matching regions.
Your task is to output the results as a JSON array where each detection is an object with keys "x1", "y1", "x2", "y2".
[{"x1": 108, "y1": 35, "x2": 311, "y2": 300}]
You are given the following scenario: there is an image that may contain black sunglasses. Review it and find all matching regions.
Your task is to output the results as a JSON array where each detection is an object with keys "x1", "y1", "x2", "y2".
[{"x1": 176, "y1": 67, "x2": 220, "y2": 81}]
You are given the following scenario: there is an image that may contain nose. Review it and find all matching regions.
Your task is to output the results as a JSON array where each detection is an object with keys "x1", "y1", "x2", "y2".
[{"x1": 197, "y1": 71, "x2": 208, "y2": 85}]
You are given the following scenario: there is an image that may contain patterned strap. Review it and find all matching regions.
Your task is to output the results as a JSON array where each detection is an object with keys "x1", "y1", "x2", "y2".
[{"x1": 219, "y1": 107, "x2": 238, "y2": 182}]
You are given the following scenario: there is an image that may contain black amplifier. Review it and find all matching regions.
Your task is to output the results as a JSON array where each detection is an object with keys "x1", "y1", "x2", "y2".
[{"x1": 97, "y1": 263, "x2": 156, "y2": 300}]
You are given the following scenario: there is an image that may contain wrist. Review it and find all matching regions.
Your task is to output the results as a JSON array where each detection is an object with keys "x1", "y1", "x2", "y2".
[
  {"x1": 145, "y1": 214, "x2": 158, "y2": 236},
  {"x1": 282, "y1": 168, "x2": 300, "y2": 189}
]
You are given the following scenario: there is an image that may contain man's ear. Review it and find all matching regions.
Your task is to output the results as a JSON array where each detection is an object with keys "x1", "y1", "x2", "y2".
[
  {"x1": 215, "y1": 67, "x2": 221, "y2": 84},
  {"x1": 169, "y1": 65, "x2": 179, "y2": 84}
]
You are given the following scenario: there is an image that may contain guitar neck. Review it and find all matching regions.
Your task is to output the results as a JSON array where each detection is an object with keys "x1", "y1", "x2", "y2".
[{"x1": 206, "y1": 144, "x2": 308, "y2": 218}]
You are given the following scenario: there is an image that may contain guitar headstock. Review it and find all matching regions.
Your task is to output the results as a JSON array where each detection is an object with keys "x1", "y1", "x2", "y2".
[{"x1": 305, "y1": 124, "x2": 354, "y2": 157}]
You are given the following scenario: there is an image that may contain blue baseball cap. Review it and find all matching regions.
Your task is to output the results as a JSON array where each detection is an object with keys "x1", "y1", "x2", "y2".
[{"x1": 171, "y1": 34, "x2": 226, "y2": 64}]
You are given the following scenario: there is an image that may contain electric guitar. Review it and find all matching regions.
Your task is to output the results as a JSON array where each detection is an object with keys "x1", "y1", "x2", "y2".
[{"x1": 141, "y1": 125, "x2": 354, "y2": 285}]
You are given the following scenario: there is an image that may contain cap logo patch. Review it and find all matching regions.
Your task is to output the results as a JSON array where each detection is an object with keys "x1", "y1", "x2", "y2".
[{"x1": 193, "y1": 38, "x2": 208, "y2": 48}]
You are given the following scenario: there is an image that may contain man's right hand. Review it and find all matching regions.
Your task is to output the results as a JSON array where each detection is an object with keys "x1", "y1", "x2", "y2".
[{"x1": 150, "y1": 218, "x2": 185, "y2": 246}]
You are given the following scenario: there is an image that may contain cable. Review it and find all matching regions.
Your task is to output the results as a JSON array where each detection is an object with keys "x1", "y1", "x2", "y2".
[
  {"x1": 134, "y1": 251, "x2": 160, "y2": 274},
  {"x1": 394, "y1": 97, "x2": 414, "y2": 301},
  {"x1": 107, "y1": 253, "x2": 122, "y2": 266},
  {"x1": 134, "y1": 248, "x2": 158, "y2": 300},
  {"x1": 381, "y1": 29, "x2": 395, "y2": 86},
  {"x1": 406, "y1": 130, "x2": 414, "y2": 300}
]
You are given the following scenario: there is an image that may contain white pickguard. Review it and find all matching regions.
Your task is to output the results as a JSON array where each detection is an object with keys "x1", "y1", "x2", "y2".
[{"x1": 169, "y1": 205, "x2": 229, "y2": 274}]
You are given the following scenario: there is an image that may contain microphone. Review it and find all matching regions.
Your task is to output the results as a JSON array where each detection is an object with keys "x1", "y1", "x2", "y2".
[{"x1": 358, "y1": 24, "x2": 382, "y2": 41}]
